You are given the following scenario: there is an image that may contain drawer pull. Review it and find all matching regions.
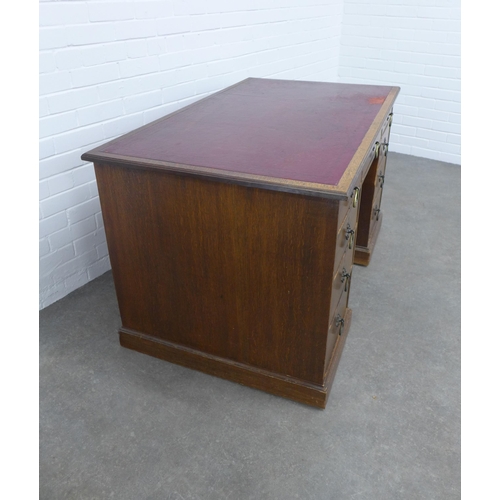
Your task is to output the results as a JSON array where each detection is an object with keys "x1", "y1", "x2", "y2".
[
  {"x1": 352, "y1": 187, "x2": 360, "y2": 208},
  {"x1": 373, "y1": 206, "x2": 381, "y2": 221},
  {"x1": 375, "y1": 142, "x2": 389, "y2": 159},
  {"x1": 378, "y1": 173, "x2": 385, "y2": 187},
  {"x1": 335, "y1": 314, "x2": 345, "y2": 336},
  {"x1": 341, "y1": 268, "x2": 351, "y2": 293},
  {"x1": 388, "y1": 112, "x2": 393, "y2": 127},
  {"x1": 345, "y1": 223, "x2": 355, "y2": 249}
]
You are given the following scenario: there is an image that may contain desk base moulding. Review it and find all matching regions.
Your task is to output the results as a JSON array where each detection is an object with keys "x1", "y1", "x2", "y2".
[{"x1": 120, "y1": 309, "x2": 352, "y2": 409}]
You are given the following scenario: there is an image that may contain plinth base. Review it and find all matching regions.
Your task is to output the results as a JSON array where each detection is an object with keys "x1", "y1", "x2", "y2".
[{"x1": 119, "y1": 308, "x2": 352, "y2": 409}]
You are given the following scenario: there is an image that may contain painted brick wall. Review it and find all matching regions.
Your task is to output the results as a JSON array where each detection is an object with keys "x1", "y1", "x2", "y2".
[
  {"x1": 39, "y1": 0, "x2": 344, "y2": 309},
  {"x1": 338, "y1": 0, "x2": 460, "y2": 164},
  {"x1": 39, "y1": 1, "x2": 462, "y2": 309}
]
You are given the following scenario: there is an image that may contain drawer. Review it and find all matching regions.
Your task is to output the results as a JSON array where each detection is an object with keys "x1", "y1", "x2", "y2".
[
  {"x1": 363, "y1": 139, "x2": 388, "y2": 191},
  {"x1": 361, "y1": 134, "x2": 389, "y2": 183},
  {"x1": 361, "y1": 142, "x2": 379, "y2": 180},
  {"x1": 334, "y1": 203, "x2": 358, "y2": 271},
  {"x1": 371, "y1": 155, "x2": 386, "y2": 207},
  {"x1": 328, "y1": 288, "x2": 348, "y2": 338},
  {"x1": 379, "y1": 111, "x2": 393, "y2": 142},
  {"x1": 376, "y1": 158, "x2": 387, "y2": 191},
  {"x1": 337, "y1": 181, "x2": 362, "y2": 235},
  {"x1": 330, "y1": 251, "x2": 352, "y2": 316},
  {"x1": 377, "y1": 116, "x2": 391, "y2": 165},
  {"x1": 380, "y1": 126, "x2": 390, "y2": 146},
  {"x1": 324, "y1": 282, "x2": 349, "y2": 372},
  {"x1": 371, "y1": 184, "x2": 384, "y2": 224}
]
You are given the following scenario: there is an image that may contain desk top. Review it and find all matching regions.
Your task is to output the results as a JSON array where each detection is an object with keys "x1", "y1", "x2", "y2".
[{"x1": 82, "y1": 78, "x2": 399, "y2": 197}]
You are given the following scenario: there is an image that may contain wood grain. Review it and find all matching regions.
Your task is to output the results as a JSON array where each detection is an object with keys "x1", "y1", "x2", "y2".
[{"x1": 95, "y1": 162, "x2": 344, "y2": 386}]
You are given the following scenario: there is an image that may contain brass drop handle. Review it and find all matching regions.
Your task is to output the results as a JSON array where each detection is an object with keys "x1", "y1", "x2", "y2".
[
  {"x1": 341, "y1": 268, "x2": 351, "y2": 293},
  {"x1": 345, "y1": 223, "x2": 355, "y2": 249},
  {"x1": 375, "y1": 142, "x2": 389, "y2": 159},
  {"x1": 352, "y1": 187, "x2": 360, "y2": 208},
  {"x1": 335, "y1": 314, "x2": 345, "y2": 336},
  {"x1": 374, "y1": 206, "x2": 381, "y2": 221},
  {"x1": 378, "y1": 173, "x2": 385, "y2": 187}
]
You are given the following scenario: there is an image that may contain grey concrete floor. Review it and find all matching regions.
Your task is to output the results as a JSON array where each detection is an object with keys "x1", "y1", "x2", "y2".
[{"x1": 39, "y1": 152, "x2": 460, "y2": 500}]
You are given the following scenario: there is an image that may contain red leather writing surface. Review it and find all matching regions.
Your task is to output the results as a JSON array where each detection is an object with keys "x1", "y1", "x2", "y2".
[{"x1": 102, "y1": 78, "x2": 393, "y2": 186}]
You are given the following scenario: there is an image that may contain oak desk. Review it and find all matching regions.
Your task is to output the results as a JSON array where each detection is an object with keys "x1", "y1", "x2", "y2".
[{"x1": 82, "y1": 78, "x2": 400, "y2": 408}]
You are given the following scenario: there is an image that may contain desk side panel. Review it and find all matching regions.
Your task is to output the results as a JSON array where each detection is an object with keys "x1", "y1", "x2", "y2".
[{"x1": 94, "y1": 162, "x2": 339, "y2": 385}]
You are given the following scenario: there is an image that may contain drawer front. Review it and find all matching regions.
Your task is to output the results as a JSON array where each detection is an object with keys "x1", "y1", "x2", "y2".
[
  {"x1": 361, "y1": 130, "x2": 390, "y2": 181},
  {"x1": 376, "y1": 156, "x2": 387, "y2": 191},
  {"x1": 371, "y1": 115, "x2": 391, "y2": 222},
  {"x1": 377, "y1": 114, "x2": 391, "y2": 172},
  {"x1": 328, "y1": 289, "x2": 348, "y2": 338},
  {"x1": 361, "y1": 143, "x2": 378, "y2": 181},
  {"x1": 364, "y1": 118, "x2": 391, "y2": 185},
  {"x1": 371, "y1": 185, "x2": 383, "y2": 224},
  {"x1": 334, "y1": 203, "x2": 358, "y2": 271},
  {"x1": 324, "y1": 284, "x2": 349, "y2": 372},
  {"x1": 379, "y1": 111, "x2": 393, "y2": 142},
  {"x1": 337, "y1": 181, "x2": 362, "y2": 235},
  {"x1": 359, "y1": 111, "x2": 392, "y2": 184},
  {"x1": 330, "y1": 251, "x2": 352, "y2": 317},
  {"x1": 371, "y1": 156, "x2": 387, "y2": 223}
]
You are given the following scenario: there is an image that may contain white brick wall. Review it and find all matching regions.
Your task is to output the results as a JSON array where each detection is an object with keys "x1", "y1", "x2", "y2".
[
  {"x1": 39, "y1": 0, "x2": 344, "y2": 309},
  {"x1": 39, "y1": 0, "x2": 462, "y2": 309},
  {"x1": 338, "y1": 0, "x2": 461, "y2": 164}
]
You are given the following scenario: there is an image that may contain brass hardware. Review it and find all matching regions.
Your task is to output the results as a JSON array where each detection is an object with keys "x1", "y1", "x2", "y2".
[
  {"x1": 345, "y1": 223, "x2": 355, "y2": 249},
  {"x1": 373, "y1": 206, "x2": 381, "y2": 221},
  {"x1": 335, "y1": 314, "x2": 345, "y2": 336},
  {"x1": 375, "y1": 142, "x2": 388, "y2": 158},
  {"x1": 378, "y1": 173, "x2": 385, "y2": 187},
  {"x1": 341, "y1": 268, "x2": 351, "y2": 293},
  {"x1": 352, "y1": 187, "x2": 360, "y2": 208}
]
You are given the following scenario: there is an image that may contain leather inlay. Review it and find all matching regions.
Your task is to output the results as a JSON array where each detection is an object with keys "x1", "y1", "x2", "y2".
[{"x1": 102, "y1": 78, "x2": 394, "y2": 187}]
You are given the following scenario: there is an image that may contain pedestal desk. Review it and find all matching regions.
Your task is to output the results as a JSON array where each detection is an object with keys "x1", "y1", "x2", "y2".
[{"x1": 82, "y1": 78, "x2": 399, "y2": 408}]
